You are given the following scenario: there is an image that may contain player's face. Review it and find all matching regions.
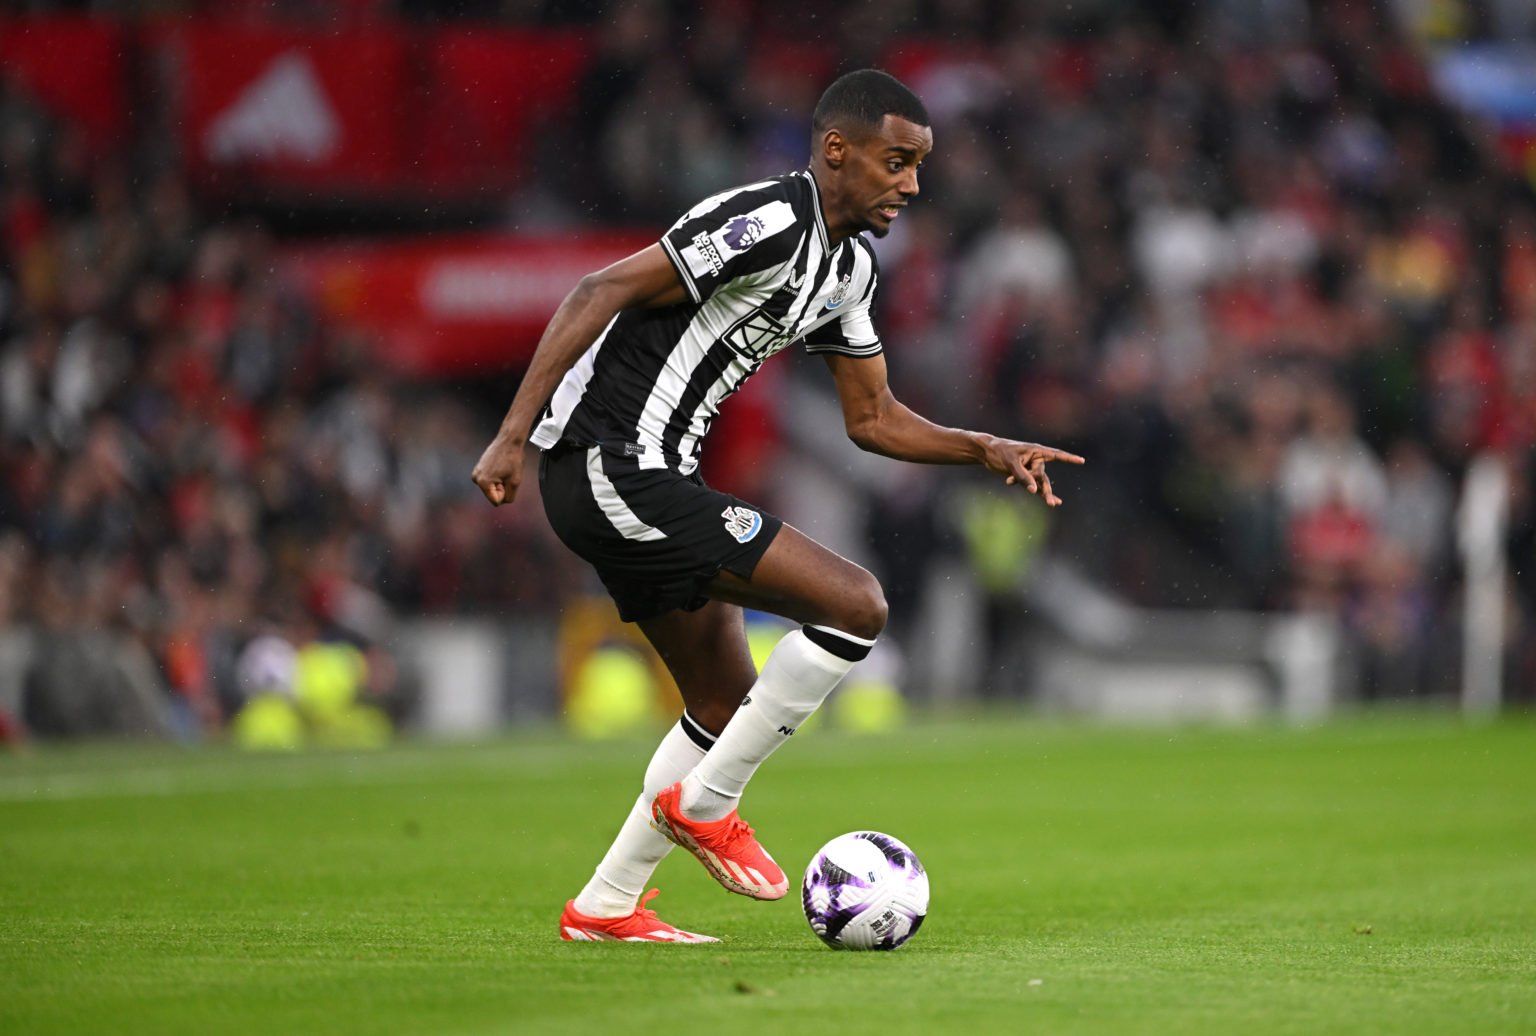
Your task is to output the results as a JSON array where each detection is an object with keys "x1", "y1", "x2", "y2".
[{"x1": 840, "y1": 115, "x2": 933, "y2": 239}]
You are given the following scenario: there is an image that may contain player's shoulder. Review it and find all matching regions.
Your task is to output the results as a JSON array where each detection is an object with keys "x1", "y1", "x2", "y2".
[{"x1": 678, "y1": 171, "x2": 813, "y2": 225}]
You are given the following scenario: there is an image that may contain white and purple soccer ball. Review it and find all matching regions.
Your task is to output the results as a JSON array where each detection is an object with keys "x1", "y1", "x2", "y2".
[{"x1": 801, "y1": 831, "x2": 929, "y2": 950}]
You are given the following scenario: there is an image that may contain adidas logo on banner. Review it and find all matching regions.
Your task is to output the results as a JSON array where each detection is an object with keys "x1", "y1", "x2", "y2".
[{"x1": 204, "y1": 52, "x2": 341, "y2": 164}]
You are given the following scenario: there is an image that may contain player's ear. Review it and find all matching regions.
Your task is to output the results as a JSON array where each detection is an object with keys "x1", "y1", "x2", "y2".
[{"x1": 822, "y1": 129, "x2": 847, "y2": 169}]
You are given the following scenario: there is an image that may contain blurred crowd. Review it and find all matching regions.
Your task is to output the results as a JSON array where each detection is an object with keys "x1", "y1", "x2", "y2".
[
  {"x1": 3, "y1": 0, "x2": 1536, "y2": 742},
  {"x1": 0, "y1": 87, "x2": 582, "y2": 740}
]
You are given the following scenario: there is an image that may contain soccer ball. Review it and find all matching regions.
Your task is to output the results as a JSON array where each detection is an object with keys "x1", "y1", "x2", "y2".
[{"x1": 801, "y1": 831, "x2": 929, "y2": 950}]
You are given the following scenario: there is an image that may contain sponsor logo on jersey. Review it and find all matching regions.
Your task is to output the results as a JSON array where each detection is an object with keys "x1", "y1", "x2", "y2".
[
  {"x1": 723, "y1": 310, "x2": 794, "y2": 362},
  {"x1": 691, "y1": 231, "x2": 725, "y2": 275},
  {"x1": 721, "y1": 505, "x2": 762, "y2": 544},
  {"x1": 825, "y1": 273, "x2": 853, "y2": 309},
  {"x1": 723, "y1": 215, "x2": 766, "y2": 252}
]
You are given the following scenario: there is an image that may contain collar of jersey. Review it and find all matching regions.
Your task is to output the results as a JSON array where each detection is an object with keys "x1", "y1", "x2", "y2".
[{"x1": 801, "y1": 169, "x2": 832, "y2": 252}]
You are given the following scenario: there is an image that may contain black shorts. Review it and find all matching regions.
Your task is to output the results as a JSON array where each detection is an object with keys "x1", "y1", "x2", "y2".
[{"x1": 538, "y1": 440, "x2": 784, "y2": 622}]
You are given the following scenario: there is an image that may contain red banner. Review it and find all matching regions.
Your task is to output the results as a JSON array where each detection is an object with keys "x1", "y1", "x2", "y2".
[
  {"x1": 419, "y1": 28, "x2": 592, "y2": 191},
  {"x1": 286, "y1": 233, "x2": 656, "y2": 375},
  {"x1": 0, "y1": 16, "x2": 128, "y2": 151},
  {"x1": 156, "y1": 21, "x2": 413, "y2": 190}
]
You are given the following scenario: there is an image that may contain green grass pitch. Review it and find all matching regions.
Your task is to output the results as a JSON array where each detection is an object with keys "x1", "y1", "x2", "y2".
[{"x1": 2, "y1": 711, "x2": 1534, "y2": 1035}]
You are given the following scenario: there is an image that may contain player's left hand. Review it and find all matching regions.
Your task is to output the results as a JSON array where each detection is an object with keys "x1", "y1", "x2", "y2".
[{"x1": 981, "y1": 437, "x2": 1085, "y2": 507}]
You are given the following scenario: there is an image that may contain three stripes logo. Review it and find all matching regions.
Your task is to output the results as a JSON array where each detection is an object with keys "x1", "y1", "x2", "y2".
[{"x1": 702, "y1": 846, "x2": 773, "y2": 895}]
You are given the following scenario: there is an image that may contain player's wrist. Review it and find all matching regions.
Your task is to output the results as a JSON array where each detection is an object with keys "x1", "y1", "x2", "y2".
[
  {"x1": 966, "y1": 431, "x2": 996, "y2": 464},
  {"x1": 494, "y1": 422, "x2": 529, "y2": 447}
]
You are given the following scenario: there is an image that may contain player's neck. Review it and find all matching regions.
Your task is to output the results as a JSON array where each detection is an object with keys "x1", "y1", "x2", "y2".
[{"x1": 807, "y1": 166, "x2": 855, "y2": 245}]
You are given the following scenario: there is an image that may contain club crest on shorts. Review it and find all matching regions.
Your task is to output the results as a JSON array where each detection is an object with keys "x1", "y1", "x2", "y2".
[{"x1": 721, "y1": 505, "x2": 762, "y2": 544}]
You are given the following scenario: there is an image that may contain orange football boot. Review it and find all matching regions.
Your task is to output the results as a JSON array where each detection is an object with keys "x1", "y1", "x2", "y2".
[
  {"x1": 558, "y1": 889, "x2": 719, "y2": 943},
  {"x1": 651, "y1": 782, "x2": 788, "y2": 900}
]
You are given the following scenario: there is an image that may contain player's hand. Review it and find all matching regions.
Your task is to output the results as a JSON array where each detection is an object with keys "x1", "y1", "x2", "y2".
[
  {"x1": 982, "y1": 437, "x2": 1085, "y2": 508},
  {"x1": 471, "y1": 433, "x2": 527, "y2": 506}
]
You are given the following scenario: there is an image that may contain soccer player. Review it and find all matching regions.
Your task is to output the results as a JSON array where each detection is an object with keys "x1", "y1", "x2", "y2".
[{"x1": 471, "y1": 69, "x2": 1084, "y2": 942}]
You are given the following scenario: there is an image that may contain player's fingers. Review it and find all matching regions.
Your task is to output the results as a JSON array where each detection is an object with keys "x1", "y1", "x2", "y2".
[
  {"x1": 1046, "y1": 448, "x2": 1086, "y2": 465},
  {"x1": 1030, "y1": 457, "x2": 1056, "y2": 501},
  {"x1": 474, "y1": 477, "x2": 504, "y2": 505},
  {"x1": 1038, "y1": 469, "x2": 1061, "y2": 507},
  {"x1": 1013, "y1": 462, "x2": 1038, "y2": 493}
]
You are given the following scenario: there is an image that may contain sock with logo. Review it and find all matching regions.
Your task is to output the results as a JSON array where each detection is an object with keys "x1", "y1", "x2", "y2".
[
  {"x1": 679, "y1": 625, "x2": 874, "y2": 822},
  {"x1": 571, "y1": 711, "x2": 716, "y2": 918}
]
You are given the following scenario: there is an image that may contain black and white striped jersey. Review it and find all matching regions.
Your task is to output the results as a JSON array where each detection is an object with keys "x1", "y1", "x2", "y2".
[{"x1": 529, "y1": 169, "x2": 882, "y2": 476}]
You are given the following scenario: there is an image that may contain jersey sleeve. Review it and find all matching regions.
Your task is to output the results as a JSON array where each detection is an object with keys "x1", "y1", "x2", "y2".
[
  {"x1": 660, "y1": 183, "x2": 800, "y2": 304},
  {"x1": 803, "y1": 240, "x2": 883, "y2": 358}
]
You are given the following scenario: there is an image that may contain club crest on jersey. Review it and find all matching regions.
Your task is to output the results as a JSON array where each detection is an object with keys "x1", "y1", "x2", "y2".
[
  {"x1": 723, "y1": 215, "x2": 766, "y2": 252},
  {"x1": 721, "y1": 505, "x2": 762, "y2": 544},
  {"x1": 825, "y1": 273, "x2": 853, "y2": 309}
]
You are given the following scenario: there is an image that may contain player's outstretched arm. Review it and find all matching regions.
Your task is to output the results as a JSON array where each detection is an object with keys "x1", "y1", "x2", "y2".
[
  {"x1": 471, "y1": 244, "x2": 687, "y2": 506},
  {"x1": 822, "y1": 352, "x2": 1085, "y2": 507}
]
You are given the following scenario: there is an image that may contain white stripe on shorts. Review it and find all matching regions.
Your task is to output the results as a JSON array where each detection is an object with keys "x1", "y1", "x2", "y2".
[{"x1": 586, "y1": 447, "x2": 668, "y2": 542}]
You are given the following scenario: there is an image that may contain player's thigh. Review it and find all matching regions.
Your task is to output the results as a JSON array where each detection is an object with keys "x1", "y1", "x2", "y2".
[
  {"x1": 708, "y1": 524, "x2": 887, "y2": 640},
  {"x1": 637, "y1": 600, "x2": 759, "y2": 732}
]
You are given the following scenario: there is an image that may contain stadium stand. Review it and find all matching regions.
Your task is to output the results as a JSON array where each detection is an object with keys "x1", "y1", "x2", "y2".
[{"x1": 1, "y1": 0, "x2": 1534, "y2": 740}]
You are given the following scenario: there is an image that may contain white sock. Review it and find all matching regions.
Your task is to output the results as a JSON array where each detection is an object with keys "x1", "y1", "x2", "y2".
[
  {"x1": 571, "y1": 713, "x2": 715, "y2": 918},
  {"x1": 681, "y1": 626, "x2": 874, "y2": 822}
]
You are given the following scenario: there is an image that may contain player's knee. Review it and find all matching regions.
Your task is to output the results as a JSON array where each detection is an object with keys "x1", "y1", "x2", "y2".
[{"x1": 839, "y1": 574, "x2": 888, "y2": 642}]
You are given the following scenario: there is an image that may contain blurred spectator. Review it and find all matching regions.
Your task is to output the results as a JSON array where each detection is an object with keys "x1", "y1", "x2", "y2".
[{"x1": 22, "y1": 557, "x2": 171, "y2": 739}]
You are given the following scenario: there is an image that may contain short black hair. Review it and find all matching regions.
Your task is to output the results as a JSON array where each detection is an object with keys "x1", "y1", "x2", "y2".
[{"x1": 812, "y1": 69, "x2": 929, "y2": 138}]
